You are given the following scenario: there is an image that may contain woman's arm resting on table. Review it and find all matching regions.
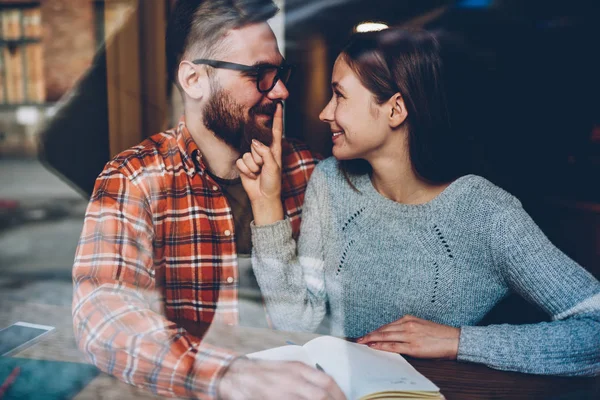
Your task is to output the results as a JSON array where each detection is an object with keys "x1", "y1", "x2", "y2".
[{"x1": 458, "y1": 205, "x2": 600, "y2": 376}]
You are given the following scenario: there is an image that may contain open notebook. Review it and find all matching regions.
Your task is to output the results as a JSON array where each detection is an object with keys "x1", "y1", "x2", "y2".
[{"x1": 248, "y1": 336, "x2": 441, "y2": 400}]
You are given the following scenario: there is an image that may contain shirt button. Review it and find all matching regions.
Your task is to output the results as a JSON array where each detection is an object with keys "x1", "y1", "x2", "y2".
[
  {"x1": 226, "y1": 276, "x2": 234, "y2": 283},
  {"x1": 224, "y1": 229, "x2": 231, "y2": 236},
  {"x1": 212, "y1": 185, "x2": 219, "y2": 191}
]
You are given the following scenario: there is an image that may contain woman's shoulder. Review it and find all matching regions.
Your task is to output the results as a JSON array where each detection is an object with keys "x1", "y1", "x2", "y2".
[
  {"x1": 310, "y1": 157, "x2": 370, "y2": 196},
  {"x1": 450, "y1": 175, "x2": 522, "y2": 213},
  {"x1": 311, "y1": 157, "x2": 346, "y2": 185},
  {"x1": 314, "y1": 156, "x2": 341, "y2": 175}
]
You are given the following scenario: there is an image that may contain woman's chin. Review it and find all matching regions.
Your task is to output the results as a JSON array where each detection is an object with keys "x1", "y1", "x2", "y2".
[
  {"x1": 332, "y1": 147, "x2": 356, "y2": 161},
  {"x1": 331, "y1": 147, "x2": 344, "y2": 160}
]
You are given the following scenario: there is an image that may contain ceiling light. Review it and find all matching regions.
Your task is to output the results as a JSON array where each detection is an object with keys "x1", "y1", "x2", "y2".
[{"x1": 355, "y1": 22, "x2": 389, "y2": 33}]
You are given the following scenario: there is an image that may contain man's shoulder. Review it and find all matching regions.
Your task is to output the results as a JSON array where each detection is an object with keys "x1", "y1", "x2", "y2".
[
  {"x1": 280, "y1": 138, "x2": 321, "y2": 173},
  {"x1": 103, "y1": 129, "x2": 179, "y2": 179},
  {"x1": 279, "y1": 138, "x2": 321, "y2": 196}
]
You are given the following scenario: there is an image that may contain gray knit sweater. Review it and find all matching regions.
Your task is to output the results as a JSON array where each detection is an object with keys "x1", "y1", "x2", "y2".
[{"x1": 251, "y1": 157, "x2": 600, "y2": 376}]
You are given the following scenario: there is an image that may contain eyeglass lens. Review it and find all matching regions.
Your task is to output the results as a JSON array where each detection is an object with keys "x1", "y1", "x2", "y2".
[{"x1": 258, "y1": 67, "x2": 292, "y2": 92}]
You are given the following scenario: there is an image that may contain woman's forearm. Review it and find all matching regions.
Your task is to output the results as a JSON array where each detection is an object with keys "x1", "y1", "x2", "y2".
[{"x1": 251, "y1": 199, "x2": 284, "y2": 226}]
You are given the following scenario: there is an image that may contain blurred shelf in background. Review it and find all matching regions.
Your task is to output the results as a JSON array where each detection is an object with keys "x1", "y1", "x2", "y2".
[{"x1": 0, "y1": 2, "x2": 45, "y2": 106}]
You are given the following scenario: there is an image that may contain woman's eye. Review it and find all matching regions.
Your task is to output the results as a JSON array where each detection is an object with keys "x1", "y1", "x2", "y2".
[{"x1": 334, "y1": 91, "x2": 344, "y2": 99}]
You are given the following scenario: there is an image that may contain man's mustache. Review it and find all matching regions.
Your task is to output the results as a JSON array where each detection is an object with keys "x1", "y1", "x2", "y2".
[{"x1": 250, "y1": 102, "x2": 279, "y2": 116}]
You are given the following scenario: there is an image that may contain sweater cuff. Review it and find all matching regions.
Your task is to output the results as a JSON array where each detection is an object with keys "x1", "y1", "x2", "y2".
[
  {"x1": 458, "y1": 325, "x2": 506, "y2": 364},
  {"x1": 250, "y1": 218, "x2": 293, "y2": 257}
]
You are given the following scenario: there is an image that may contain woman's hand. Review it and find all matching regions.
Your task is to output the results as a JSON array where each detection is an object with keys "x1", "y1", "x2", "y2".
[
  {"x1": 357, "y1": 315, "x2": 460, "y2": 360},
  {"x1": 236, "y1": 103, "x2": 285, "y2": 225}
]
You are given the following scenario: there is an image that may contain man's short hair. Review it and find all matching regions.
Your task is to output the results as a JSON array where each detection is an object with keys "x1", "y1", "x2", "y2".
[{"x1": 166, "y1": 0, "x2": 279, "y2": 88}]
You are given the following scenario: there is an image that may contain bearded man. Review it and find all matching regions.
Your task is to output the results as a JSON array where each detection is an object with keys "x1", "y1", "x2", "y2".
[{"x1": 72, "y1": 1, "x2": 345, "y2": 399}]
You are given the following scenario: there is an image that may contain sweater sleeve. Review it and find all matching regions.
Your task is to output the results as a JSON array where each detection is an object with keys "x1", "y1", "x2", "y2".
[
  {"x1": 250, "y1": 167, "x2": 328, "y2": 332},
  {"x1": 458, "y1": 203, "x2": 600, "y2": 376}
]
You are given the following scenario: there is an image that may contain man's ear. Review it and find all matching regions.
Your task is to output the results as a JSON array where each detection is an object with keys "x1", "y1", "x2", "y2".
[
  {"x1": 178, "y1": 60, "x2": 207, "y2": 100},
  {"x1": 388, "y1": 93, "x2": 408, "y2": 128}
]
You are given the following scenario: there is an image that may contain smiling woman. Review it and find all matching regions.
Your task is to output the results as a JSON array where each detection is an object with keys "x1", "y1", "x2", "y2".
[
  {"x1": 241, "y1": 27, "x2": 600, "y2": 378},
  {"x1": 331, "y1": 30, "x2": 481, "y2": 186},
  {"x1": 319, "y1": 57, "x2": 393, "y2": 162}
]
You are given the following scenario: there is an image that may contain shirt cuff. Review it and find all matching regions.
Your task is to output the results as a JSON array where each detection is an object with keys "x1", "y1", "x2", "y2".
[{"x1": 192, "y1": 348, "x2": 238, "y2": 399}]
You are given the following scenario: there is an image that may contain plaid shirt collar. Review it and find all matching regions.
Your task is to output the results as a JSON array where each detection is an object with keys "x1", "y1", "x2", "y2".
[{"x1": 176, "y1": 116, "x2": 208, "y2": 178}]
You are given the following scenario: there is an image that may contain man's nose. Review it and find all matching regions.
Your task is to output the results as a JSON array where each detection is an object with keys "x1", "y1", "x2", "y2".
[{"x1": 267, "y1": 79, "x2": 289, "y2": 101}]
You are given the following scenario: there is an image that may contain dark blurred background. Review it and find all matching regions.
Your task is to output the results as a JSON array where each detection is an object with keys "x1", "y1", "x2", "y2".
[{"x1": 1, "y1": 0, "x2": 599, "y2": 325}]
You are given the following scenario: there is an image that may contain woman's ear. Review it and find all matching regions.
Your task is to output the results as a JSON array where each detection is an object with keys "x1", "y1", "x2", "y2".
[
  {"x1": 178, "y1": 60, "x2": 207, "y2": 100},
  {"x1": 389, "y1": 93, "x2": 407, "y2": 128}
]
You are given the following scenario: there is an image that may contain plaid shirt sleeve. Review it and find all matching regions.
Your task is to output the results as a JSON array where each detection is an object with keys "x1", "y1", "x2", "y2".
[{"x1": 72, "y1": 163, "x2": 236, "y2": 399}]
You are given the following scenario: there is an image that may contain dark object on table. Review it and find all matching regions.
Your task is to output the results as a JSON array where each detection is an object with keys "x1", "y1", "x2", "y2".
[{"x1": 0, "y1": 357, "x2": 100, "y2": 400}]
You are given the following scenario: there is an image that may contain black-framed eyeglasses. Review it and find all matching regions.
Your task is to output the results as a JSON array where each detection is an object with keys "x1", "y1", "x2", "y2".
[{"x1": 192, "y1": 59, "x2": 294, "y2": 93}]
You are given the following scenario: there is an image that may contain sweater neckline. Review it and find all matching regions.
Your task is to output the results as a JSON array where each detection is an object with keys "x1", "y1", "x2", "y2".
[{"x1": 357, "y1": 173, "x2": 475, "y2": 214}]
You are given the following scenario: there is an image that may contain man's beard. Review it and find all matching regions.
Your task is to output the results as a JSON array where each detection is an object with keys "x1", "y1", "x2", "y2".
[{"x1": 203, "y1": 80, "x2": 277, "y2": 154}]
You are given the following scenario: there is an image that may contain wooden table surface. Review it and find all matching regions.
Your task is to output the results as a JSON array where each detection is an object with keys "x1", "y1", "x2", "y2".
[{"x1": 2, "y1": 300, "x2": 598, "y2": 399}]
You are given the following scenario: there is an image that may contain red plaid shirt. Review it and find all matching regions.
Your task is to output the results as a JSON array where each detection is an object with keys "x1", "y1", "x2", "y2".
[{"x1": 72, "y1": 120, "x2": 319, "y2": 399}]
